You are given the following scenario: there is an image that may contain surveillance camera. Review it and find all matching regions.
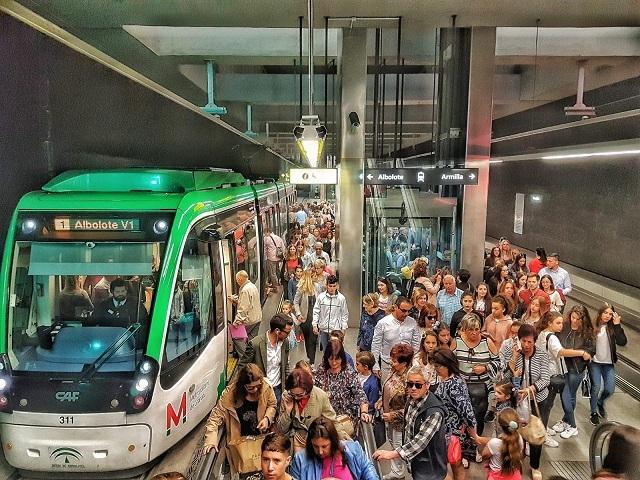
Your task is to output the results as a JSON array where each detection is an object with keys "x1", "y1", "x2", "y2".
[{"x1": 348, "y1": 112, "x2": 360, "y2": 128}]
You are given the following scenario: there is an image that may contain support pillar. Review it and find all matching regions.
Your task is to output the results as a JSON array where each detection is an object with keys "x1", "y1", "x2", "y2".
[
  {"x1": 460, "y1": 27, "x2": 496, "y2": 282},
  {"x1": 336, "y1": 28, "x2": 367, "y2": 327}
]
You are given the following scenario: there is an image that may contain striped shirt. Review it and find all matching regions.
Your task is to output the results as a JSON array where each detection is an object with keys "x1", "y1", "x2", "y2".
[
  {"x1": 455, "y1": 337, "x2": 498, "y2": 385},
  {"x1": 502, "y1": 347, "x2": 550, "y2": 403},
  {"x1": 397, "y1": 395, "x2": 444, "y2": 462}
]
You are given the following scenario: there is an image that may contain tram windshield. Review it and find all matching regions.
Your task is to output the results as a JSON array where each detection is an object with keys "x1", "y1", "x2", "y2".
[{"x1": 8, "y1": 241, "x2": 163, "y2": 373}]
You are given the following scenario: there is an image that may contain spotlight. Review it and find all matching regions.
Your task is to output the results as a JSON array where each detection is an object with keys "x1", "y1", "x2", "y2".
[{"x1": 293, "y1": 115, "x2": 327, "y2": 168}]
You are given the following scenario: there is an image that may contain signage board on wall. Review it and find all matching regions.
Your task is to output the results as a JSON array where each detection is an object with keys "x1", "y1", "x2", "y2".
[{"x1": 514, "y1": 193, "x2": 524, "y2": 235}]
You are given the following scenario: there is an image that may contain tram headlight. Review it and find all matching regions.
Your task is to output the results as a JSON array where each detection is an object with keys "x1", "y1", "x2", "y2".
[
  {"x1": 0, "y1": 354, "x2": 13, "y2": 413},
  {"x1": 135, "y1": 378, "x2": 150, "y2": 392},
  {"x1": 0, "y1": 378, "x2": 7, "y2": 391},
  {"x1": 140, "y1": 361, "x2": 152, "y2": 374},
  {"x1": 153, "y1": 219, "x2": 169, "y2": 235},
  {"x1": 128, "y1": 356, "x2": 158, "y2": 414},
  {"x1": 21, "y1": 219, "x2": 38, "y2": 235}
]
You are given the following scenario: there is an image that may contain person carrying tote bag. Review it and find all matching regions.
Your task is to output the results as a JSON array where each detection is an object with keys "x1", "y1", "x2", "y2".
[{"x1": 502, "y1": 324, "x2": 550, "y2": 480}]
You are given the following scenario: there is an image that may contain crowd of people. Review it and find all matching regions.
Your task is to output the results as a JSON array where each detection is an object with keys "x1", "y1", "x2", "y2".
[{"x1": 195, "y1": 218, "x2": 636, "y2": 480}]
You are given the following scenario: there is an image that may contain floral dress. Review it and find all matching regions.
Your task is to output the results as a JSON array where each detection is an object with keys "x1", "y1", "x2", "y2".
[
  {"x1": 314, "y1": 365, "x2": 368, "y2": 421},
  {"x1": 435, "y1": 375, "x2": 477, "y2": 458}
]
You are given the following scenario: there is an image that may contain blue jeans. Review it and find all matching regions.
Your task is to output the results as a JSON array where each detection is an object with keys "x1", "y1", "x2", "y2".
[
  {"x1": 319, "y1": 331, "x2": 330, "y2": 353},
  {"x1": 589, "y1": 362, "x2": 615, "y2": 414},
  {"x1": 561, "y1": 371, "x2": 583, "y2": 428}
]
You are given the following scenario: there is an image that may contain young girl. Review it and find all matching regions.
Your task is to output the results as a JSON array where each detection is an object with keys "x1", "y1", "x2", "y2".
[
  {"x1": 483, "y1": 295, "x2": 513, "y2": 351},
  {"x1": 436, "y1": 324, "x2": 455, "y2": 348},
  {"x1": 474, "y1": 282, "x2": 492, "y2": 320},
  {"x1": 521, "y1": 296, "x2": 548, "y2": 327},
  {"x1": 494, "y1": 381, "x2": 517, "y2": 414},
  {"x1": 540, "y1": 275, "x2": 564, "y2": 313},
  {"x1": 281, "y1": 300, "x2": 302, "y2": 351},
  {"x1": 482, "y1": 408, "x2": 524, "y2": 480},
  {"x1": 413, "y1": 330, "x2": 439, "y2": 387}
]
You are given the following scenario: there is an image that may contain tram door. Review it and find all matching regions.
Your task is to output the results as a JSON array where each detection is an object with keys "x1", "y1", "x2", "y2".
[
  {"x1": 364, "y1": 188, "x2": 458, "y2": 296},
  {"x1": 219, "y1": 238, "x2": 236, "y2": 381}
]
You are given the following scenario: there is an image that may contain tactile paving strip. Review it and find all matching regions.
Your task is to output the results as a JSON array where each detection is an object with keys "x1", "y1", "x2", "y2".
[{"x1": 550, "y1": 460, "x2": 591, "y2": 480}]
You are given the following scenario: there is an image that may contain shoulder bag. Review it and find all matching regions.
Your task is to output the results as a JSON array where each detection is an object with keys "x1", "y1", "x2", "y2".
[
  {"x1": 546, "y1": 332, "x2": 566, "y2": 392},
  {"x1": 518, "y1": 361, "x2": 546, "y2": 446},
  {"x1": 269, "y1": 235, "x2": 284, "y2": 260}
]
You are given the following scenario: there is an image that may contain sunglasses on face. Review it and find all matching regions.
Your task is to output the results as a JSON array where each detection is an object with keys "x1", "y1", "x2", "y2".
[
  {"x1": 245, "y1": 383, "x2": 262, "y2": 390},
  {"x1": 427, "y1": 315, "x2": 437, "y2": 320},
  {"x1": 406, "y1": 381, "x2": 425, "y2": 389},
  {"x1": 398, "y1": 307, "x2": 411, "y2": 313}
]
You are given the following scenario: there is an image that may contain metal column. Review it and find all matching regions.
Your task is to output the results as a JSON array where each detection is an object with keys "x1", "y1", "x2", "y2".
[
  {"x1": 460, "y1": 27, "x2": 496, "y2": 282},
  {"x1": 337, "y1": 28, "x2": 367, "y2": 327}
]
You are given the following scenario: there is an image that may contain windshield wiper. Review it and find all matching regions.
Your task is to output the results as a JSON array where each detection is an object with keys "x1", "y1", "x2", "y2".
[{"x1": 79, "y1": 323, "x2": 140, "y2": 383}]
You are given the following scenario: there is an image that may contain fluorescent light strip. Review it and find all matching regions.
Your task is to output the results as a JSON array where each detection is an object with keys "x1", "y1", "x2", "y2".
[
  {"x1": 489, "y1": 159, "x2": 503, "y2": 164},
  {"x1": 541, "y1": 149, "x2": 640, "y2": 160}
]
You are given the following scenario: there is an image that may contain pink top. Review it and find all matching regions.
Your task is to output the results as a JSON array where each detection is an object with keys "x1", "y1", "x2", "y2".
[
  {"x1": 321, "y1": 453, "x2": 354, "y2": 480},
  {"x1": 483, "y1": 315, "x2": 513, "y2": 351}
]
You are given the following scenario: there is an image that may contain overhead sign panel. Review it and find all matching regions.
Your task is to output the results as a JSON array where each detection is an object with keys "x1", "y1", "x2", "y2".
[
  {"x1": 364, "y1": 168, "x2": 478, "y2": 186},
  {"x1": 290, "y1": 168, "x2": 338, "y2": 185}
]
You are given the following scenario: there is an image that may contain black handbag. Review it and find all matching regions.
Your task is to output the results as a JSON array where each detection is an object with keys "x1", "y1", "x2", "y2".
[
  {"x1": 373, "y1": 411, "x2": 387, "y2": 448},
  {"x1": 546, "y1": 332, "x2": 566, "y2": 392}
]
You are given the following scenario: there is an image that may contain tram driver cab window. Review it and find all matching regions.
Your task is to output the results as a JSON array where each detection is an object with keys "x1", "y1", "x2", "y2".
[{"x1": 8, "y1": 241, "x2": 160, "y2": 373}]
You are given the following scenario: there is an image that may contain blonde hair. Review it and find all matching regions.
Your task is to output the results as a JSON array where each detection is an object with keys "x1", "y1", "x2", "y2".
[
  {"x1": 297, "y1": 270, "x2": 315, "y2": 296},
  {"x1": 362, "y1": 292, "x2": 379, "y2": 307}
]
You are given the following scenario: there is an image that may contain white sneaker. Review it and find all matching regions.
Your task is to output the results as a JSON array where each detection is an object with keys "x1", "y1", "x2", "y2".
[
  {"x1": 544, "y1": 435, "x2": 559, "y2": 448},
  {"x1": 546, "y1": 427, "x2": 556, "y2": 436},
  {"x1": 560, "y1": 426, "x2": 578, "y2": 439},
  {"x1": 552, "y1": 420, "x2": 568, "y2": 433}
]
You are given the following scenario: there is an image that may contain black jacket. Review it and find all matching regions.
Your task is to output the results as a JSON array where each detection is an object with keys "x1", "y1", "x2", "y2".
[
  {"x1": 595, "y1": 322, "x2": 627, "y2": 364},
  {"x1": 558, "y1": 326, "x2": 595, "y2": 373},
  {"x1": 403, "y1": 393, "x2": 448, "y2": 480}
]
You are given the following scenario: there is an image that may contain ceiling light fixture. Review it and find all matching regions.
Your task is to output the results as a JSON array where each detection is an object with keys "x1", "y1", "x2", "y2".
[
  {"x1": 293, "y1": 0, "x2": 327, "y2": 166},
  {"x1": 541, "y1": 149, "x2": 640, "y2": 160}
]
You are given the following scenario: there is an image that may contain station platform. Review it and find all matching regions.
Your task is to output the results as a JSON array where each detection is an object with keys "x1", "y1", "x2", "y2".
[{"x1": 339, "y1": 325, "x2": 640, "y2": 480}]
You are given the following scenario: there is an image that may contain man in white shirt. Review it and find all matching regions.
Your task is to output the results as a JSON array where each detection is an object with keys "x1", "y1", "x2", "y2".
[
  {"x1": 371, "y1": 296, "x2": 422, "y2": 384},
  {"x1": 538, "y1": 252, "x2": 572, "y2": 296},
  {"x1": 302, "y1": 242, "x2": 331, "y2": 269},
  {"x1": 239, "y1": 313, "x2": 292, "y2": 402},
  {"x1": 312, "y1": 275, "x2": 349, "y2": 354}
]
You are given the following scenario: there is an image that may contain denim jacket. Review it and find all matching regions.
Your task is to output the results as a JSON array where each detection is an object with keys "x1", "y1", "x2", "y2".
[{"x1": 290, "y1": 440, "x2": 379, "y2": 480}]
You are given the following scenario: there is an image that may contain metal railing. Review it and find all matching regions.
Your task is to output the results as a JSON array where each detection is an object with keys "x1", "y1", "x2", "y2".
[
  {"x1": 359, "y1": 421, "x2": 383, "y2": 479},
  {"x1": 589, "y1": 421, "x2": 619, "y2": 475}
]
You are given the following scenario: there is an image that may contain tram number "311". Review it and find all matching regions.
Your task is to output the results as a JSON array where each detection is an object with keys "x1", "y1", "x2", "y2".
[{"x1": 59, "y1": 416, "x2": 74, "y2": 425}]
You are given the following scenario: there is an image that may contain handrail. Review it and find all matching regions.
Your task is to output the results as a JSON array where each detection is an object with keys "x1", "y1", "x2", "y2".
[
  {"x1": 189, "y1": 425, "x2": 227, "y2": 480},
  {"x1": 359, "y1": 421, "x2": 383, "y2": 480},
  {"x1": 588, "y1": 420, "x2": 619, "y2": 475}
]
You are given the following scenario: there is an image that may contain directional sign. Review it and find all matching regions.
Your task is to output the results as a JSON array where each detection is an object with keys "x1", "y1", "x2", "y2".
[
  {"x1": 290, "y1": 168, "x2": 338, "y2": 185},
  {"x1": 364, "y1": 168, "x2": 478, "y2": 186}
]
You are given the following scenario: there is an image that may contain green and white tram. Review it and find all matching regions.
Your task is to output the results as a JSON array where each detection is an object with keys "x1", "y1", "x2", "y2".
[{"x1": 0, "y1": 169, "x2": 295, "y2": 476}]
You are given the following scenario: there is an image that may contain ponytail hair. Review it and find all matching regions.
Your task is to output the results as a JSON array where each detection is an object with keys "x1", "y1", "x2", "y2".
[{"x1": 496, "y1": 408, "x2": 523, "y2": 474}]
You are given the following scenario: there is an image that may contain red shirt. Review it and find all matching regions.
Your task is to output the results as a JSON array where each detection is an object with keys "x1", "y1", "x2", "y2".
[
  {"x1": 528, "y1": 258, "x2": 545, "y2": 274},
  {"x1": 518, "y1": 288, "x2": 550, "y2": 307}
]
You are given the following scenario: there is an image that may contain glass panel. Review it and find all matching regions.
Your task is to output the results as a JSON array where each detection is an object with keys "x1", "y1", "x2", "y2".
[
  {"x1": 29, "y1": 242, "x2": 153, "y2": 276},
  {"x1": 165, "y1": 233, "x2": 212, "y2": 363},
  {"x1": 8, "y1": 241, "x2": 161, "y2": 373}
]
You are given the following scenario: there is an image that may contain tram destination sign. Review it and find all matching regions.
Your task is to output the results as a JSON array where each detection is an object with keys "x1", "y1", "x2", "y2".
[
  {"x1": 54, "y1": 217, "x2": 141, "y2": 231},
  {"x1": 364, "y1": 168, "x2": 478, "y2": 186}
]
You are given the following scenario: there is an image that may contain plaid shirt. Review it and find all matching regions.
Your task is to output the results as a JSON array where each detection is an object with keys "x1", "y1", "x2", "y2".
[{"x1": 397, "y1": 395, "x2": 444, "y2": 462}]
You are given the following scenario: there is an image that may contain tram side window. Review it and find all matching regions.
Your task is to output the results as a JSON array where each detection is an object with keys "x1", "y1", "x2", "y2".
[
  {"x1": 164, "y1": 232, "x2": 216, "y2": 368},
  {"x1": 243, "y1": 223, "x2": 259, "y2": 286}
]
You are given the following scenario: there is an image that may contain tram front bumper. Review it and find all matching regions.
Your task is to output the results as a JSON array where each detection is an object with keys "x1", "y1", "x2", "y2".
[{"x1": 0, "y1": 423, "x2": 151, "y2": 472}]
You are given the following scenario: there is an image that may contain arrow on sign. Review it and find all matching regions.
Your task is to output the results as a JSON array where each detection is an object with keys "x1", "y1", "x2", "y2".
[
  {"x1": 468, "y1": 173, "x2": 476, "y2": 180},
  {"x1": 366, "y1": 174, "x2": 373, "y2": 180}
]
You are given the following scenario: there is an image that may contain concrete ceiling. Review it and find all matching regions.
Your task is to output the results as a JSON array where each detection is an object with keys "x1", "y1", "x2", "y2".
[{"x1": 12, "y1": 0, "x2": 640, "y2": 159}]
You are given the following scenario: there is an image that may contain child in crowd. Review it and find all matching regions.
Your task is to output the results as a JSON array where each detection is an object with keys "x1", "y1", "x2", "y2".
[
  {"x1": 282, "y1": 300, "x2": 302, "y2": 342},
  {"x1": 494, "y1": 381, "x2": 518, "y2": 436},
  {"x1": 436, "y1": 324, "x2": 455, "y2": 349},
  {"x1": 294, "y1": 359, "x2": 313, "y2": 374},
  {"x1": 474, "y1": 282, "x2": 492, "y2": 320},
  {"x1": 482, "y1": 408, "x2": 524, "y2": 480},
  {"x1": 355, "y1": 351, "x2": 380, "y2": 415}
]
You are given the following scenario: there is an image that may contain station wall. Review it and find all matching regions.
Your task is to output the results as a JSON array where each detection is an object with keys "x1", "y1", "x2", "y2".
[{"x1": 486, "y1": 155, "x2": 640, "y2": 287}]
